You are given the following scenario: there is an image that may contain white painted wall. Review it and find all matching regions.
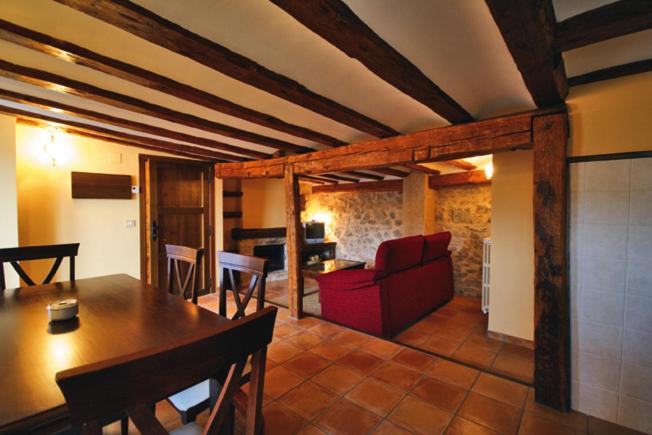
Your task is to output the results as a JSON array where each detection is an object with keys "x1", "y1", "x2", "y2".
[{"x1": 0, "y1": 114, "x2": 18, "y2": 288}]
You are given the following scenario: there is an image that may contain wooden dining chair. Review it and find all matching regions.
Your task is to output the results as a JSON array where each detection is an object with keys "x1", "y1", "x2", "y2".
[
  {"x1": 56, "y1": 306, "x2": 277, "y2": 435},
  {"x1": 165, "y1": 244, "x2": 205, "y2": 304},
  {"x1": 0, "y1": 243, "x2": 80, "y2": 290}
]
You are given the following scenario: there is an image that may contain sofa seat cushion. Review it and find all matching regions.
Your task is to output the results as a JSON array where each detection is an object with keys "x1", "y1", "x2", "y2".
[
  {"x1": 423, "y1": 232, "x2": 452, "y2": 262},
  {"x1": 317, "y1": 268, "x2": 377, "y2": 290},
  {"x1": 375, "y1": 235, "x2": 424, "y2": 277}
]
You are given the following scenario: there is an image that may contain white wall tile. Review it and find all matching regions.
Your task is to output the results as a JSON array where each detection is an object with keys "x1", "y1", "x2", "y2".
[
  {"x1": 572, "y1": 351, "x2": 621, "y2": 392},
  {"x1": 576, "y1": 320, "x2": 623, "y2": 359},
  {"x1": 623, "y1": 329, "x2": 652, "y2": 367},
  {"x1": 583, "y1": 224, "x2": 628, "y2": 258},
  {"x1": 572, "y1": 382, "x2": 619, "y2": 422},
  {"x1": 570, "y1": 162, "x2": 586, "y2": 192},
  {"x1": 621, "y1": 362, "x2": 652, "y2": 402},
  {"x1": 618, "y1": 395, "x2": 652, "y2": 434},
  {"x1": 630, "y1": 191, "x2": 652, "y2": 226},
  {"x1": 625, "y1": 295, "x2": 652, "y2": 334},
  {"x1": 629, "y1": 225, "x2": 652, "y2": 260},
  {"x1": 584, "y1": 191, "x2": 630, "y2": 225},
  {"x1": 579, "y1": 290, "x2": 625, "y2": 327},
  {"x1": 627, "y1": 259, "x2": 652, "y2": 297},
  {"x1": 585, "y1": 159, "x2": 630, "y2": 192},
  {"x1": 631, "y1": 157, "x2": 652, "y2": 190},
  {"x1": 580, "y1": 256, "x2": 626, "y2": 293}
]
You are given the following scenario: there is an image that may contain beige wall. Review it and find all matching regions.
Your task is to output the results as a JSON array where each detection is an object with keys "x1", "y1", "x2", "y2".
[
  {"x1": 14, "y1": 123, "x2": 223, "y2": 284},
  {"x1": 241, "y1": 178, "x2": 286, "y2": 228},
  {"x1": 0, "y1": 115, "x2": 18, "y2": 288},
  {"x1": 488, "y1": 150, "x2": 534, "y2": 341}
]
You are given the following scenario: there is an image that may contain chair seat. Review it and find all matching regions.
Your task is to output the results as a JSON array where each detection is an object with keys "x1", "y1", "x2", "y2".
[
  {"x1": 168, "y1": 380, "x2": 210, "y2": 412},
  {"x1": 171, "y1": 422, "x2": 203, "y2": 435}
]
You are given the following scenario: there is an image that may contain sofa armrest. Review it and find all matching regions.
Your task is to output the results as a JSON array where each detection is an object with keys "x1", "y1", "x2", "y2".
[{"x1": 316, "y1": 269, "x2": 377, "y2": 291}]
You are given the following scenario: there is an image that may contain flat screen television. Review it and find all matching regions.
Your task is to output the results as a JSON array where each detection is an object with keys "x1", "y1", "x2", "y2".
[{"x1": 304, "y1": 221, "x2": 325, "y2": 244}]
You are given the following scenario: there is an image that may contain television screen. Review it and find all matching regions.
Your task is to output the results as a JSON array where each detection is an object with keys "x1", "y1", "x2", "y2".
[{"x1": 304, "y1": 221, "x2": 325, "y2": 242}]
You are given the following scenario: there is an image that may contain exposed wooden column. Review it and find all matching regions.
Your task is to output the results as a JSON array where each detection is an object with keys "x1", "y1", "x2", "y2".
[
  {"x1": 284, "y1": 164, "x2": 304, "y2": 318},
  {"x1": 532, "y1": 112, "x2": 569, "y2": 411}
]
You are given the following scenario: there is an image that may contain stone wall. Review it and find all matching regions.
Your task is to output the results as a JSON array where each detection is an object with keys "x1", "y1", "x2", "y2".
[
  {"x1": 434, "y1": 184, "x2": 492, "y2": 298},
  {"x1": 303, "y1": 191, "x2": 403, "y2": 266}
]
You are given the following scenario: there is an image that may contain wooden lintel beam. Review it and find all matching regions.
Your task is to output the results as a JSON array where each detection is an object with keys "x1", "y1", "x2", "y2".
[
  {"x1": 486, "y1": 0, "x2": 568, "y2": 106},
  {"x1": 0, "y1": 88, "x2": 269, "y2": 160},
  {"x1": 271, "y1": 0, "x2": 472, "y2": 123},
  {"x1": 444, "y1": 159, "x2": 476, "y2": 171},
  {"x1": 556, "y1": 0, "x2": 652, "y2": 52},
  {"x1": 216, "y1": 108, "x2": 566, "y2": 178},
  {"x1": 312, "y1": 179, "x2": 402, "y2": 194},
  {"x1": 0, "y1": 19, "x2": 345, "y2": 147},
  {"x1": 568, "y1": 58, "x2": 652, "y2": 87},
  {"x1": 428, "y1": 170, "x2": 489, "y2": 188},
  {"x1": 0, "y1": 59, "x2": 311, "y2": 154},
  {"x1": 55, "y1": 0, "x2": 398, "y2": 138},
  {"x1": 403, "y1": 163, "x2": 441, "y2": 176}
]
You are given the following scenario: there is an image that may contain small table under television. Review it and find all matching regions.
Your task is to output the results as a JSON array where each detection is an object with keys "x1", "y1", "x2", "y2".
[{"x1": 303, "y1": 258, "x2": 366, "y2": 278}]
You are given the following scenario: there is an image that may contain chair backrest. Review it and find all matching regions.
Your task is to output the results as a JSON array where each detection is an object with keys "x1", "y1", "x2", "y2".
[
  {"x1": 56, "y1": 306, "x2": 277, "y2": 435},
  {"x1": 0, "y1": 243, "x2": 80, "y2": 291},
  {"x1": 218, "y1": 251, "x2": 269, "y2": 320},
  {"x1": 166, "y1": 244, "x2": 205, "y2": 305}
]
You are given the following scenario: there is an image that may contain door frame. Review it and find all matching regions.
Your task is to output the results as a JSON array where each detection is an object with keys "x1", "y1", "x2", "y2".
[{"x1": 138, "y1": 154, "x2": 216, "y2": 294}]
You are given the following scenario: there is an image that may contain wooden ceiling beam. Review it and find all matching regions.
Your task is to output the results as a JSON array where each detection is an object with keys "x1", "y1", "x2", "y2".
[
  {"x1": 2, "y1": 104, "x2": 241, "y2": 161},
  {"x1": 270, "y1": 0, "x2": 472, "y2": 123},
  {"x1": 428, "y1": 170, "x2": 490, "y2": 188},
  {"x1": 374, "y1": 167, "x2": 410, "y2": 178},
  {"x1": 403, "y1": 163, "x2": 441, "y2": 176},
  {"x1": 444, "y1": 159, "x2": 477, "y2": 171},
  {"x1": 312, "y1": 180, "x2": 402, "y2": 194},
  {"x1": 55, "y1": 0, "x2": 398, "y2": 138},
  {"x1": 485, "y1": 0, "x2": 568, "y2": 106},
  {"x1": 299, "y1": 175, "x2": 335, "y2": 185},
  {"x1": 216, "y1": 107, "x2": 565, "y2": 179},
  {"x1": 556, "y1": 0, "x2": 652, "y2": 52},
  {"x1": 343, "y1": 171, "x2": 385, "y2": 181},
  {"x1": 0, "y1": 59, "x2": 311, "y2": 154},
  {"x1": 0, "y1": 19, "x2": 345, "y2": 148},
  {"x1": 0, "y1": 88, "x2": 271, "y2": 160},
  {"x1": 318, "y1": 173, "x2": 359, "y2": 183},
  {"x1": 568, "y1": 58, "x2": 652, "y2": 87}
]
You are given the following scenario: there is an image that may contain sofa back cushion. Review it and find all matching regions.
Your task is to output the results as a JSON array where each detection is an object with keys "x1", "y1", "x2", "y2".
[
  {"x1": 375, "y1": 235, "x2": 424, "y2": 277},
  {"x1": 423, "y1": 231, "x2": 452, "y2": 262}
]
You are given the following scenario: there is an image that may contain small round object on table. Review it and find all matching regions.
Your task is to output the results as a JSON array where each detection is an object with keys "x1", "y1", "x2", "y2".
[{"x1": 47, "y1": 299, "x2": 79, "y2": 322}]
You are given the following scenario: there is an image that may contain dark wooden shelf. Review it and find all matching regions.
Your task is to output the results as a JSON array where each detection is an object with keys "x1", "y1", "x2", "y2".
[
  {"x1": 232, "y1": 227, "x2": 286, "y2": 240},
  {"x1": 223, "y1": 191, "x2": 243, "y2": 197},
  {"x1": 223, "y1": 211, "x2": 242, "y2": 219}
]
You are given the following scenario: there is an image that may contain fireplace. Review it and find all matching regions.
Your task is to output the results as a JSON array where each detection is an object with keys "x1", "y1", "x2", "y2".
[{"x1": 253, "y1": 244, "x2": 285, "y2": 272}]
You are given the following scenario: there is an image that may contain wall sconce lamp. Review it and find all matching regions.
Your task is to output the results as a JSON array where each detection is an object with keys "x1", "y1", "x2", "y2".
[
  {"x1": 484, "y1": 162, "x2": 494, "y2": 180},
  {"x1": 43, "y1": 127, "x2": 59, "y2": 166}
]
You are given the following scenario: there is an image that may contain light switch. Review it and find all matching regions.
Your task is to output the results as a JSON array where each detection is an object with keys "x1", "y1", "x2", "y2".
[{"x1": 126, "y1": 219, "x2": 137, "y2": 228}]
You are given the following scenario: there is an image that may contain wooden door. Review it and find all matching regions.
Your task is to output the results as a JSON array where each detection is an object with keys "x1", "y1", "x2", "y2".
[{"x1": 146, "y1": 158, "x2": 213, "y2": 294}]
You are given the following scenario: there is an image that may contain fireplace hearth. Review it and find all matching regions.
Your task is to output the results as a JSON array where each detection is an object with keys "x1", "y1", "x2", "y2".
[{"x1": 253, "y1": 243, "x2": 285, "y2": 272}]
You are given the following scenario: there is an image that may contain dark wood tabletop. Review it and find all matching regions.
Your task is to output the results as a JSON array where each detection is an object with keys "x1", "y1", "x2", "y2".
[
  {"x1": 302, "y1": 259, "x2": 366, "y2": 277},
  {"x1": 0, "y1": 274, "x2": 229, "y2": 433}
]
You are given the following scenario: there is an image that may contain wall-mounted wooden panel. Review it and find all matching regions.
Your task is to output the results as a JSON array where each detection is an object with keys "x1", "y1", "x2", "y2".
[{"x1": 71, "y1": 171, "x2": 132, "y2": 199}]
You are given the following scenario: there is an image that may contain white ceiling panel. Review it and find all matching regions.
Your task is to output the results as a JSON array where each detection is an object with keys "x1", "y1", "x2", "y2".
[{"x1": 552, "y1": 0, "x2": 618, "y2": 21}]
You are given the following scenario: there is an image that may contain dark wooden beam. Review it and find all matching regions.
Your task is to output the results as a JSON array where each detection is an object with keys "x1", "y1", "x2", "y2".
[
  {"x1": 16, "y1": 118, "x2": 222, "y2": 162},
  {"x1": 444, "y1": 159, "x2": 476, "y2": 171},
  {"x1": 0, "y1": 19, "x2": 345, "y2": 148},
  {"x1": 485, "y1": 0, "x2": 568, "y2": 106},
  {"x1": 270, "y1": 0, "x2": 472, "y2": 123},
  {"x1": 4, "y1": 105, "x2": 239, "y2": 161},
  {"x1": 299, "y1": 175, "x2": 337, "y2": 184},
  {"x1": 343, "y1": 171, "x2": 384, "y2": 181},
  {"x1": 318, "y1": 174, "x2": 359, "y2": 183},
  {"x1": 403, "y1": 163, "x2": 441, "y2": 176},
  {"x1": 223, "y1": 211, "x2": 243, "y2": 219},
  {"x1": 0, "y1": 88, "x2": 270, "y2": 160},
  {"x1": 312, "y1": 179, "x2": 402, "y2": 194},
  {"x1": 231, "y1": 227, "x2": 286, "y2": 240},
  {"x1": 284, "y1": 165, "x2": 304, "y2": 318},
  {"x1": 375, "y1": 167, "x2": 410, "y2": 178},
  {"x1": 222, "y1": 191, "x2": 243, "y2": 198},
  {"x1": 532, "y1": 112, "x2": 569, "y2": 411},
  {"x1": 428, "y1": 170, "x2": 490, "y2": 188},
  {"x1": 0, "y1": 59, "x2": 311, "y2": 154},
  {"x1": 568, "y1": 58, "x2": 652, "y2": 86},
  {"x1": 55, "y1": 0, "x2": 398, "y2": 138},
  {"x1": 556, "y1": 0, "x2": 652, "y2": 51}
]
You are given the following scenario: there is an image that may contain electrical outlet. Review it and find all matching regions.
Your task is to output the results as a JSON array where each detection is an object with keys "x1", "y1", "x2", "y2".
[
  {"x1": 131, "y1": 185, "x2": 141, "y2": 194},
  {"x1": 126, "y1": 219, "x2": 137, "y2": 228}
]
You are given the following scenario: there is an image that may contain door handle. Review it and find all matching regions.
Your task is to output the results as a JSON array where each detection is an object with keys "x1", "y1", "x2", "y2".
[{"x1": 151, "y1": 220, "x2": 159, "y2": 241}]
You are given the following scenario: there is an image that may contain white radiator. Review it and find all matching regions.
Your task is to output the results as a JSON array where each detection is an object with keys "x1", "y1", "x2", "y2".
[{"x1": 481, "y1": 238, "x2": 491, "y2": 314}]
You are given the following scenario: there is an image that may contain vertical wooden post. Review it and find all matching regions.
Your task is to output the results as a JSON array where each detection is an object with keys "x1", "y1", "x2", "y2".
[
  {"x1": 284, "y1": 164, "x2": 304, "y2": 318},
  {"x1": 532, "y1": 112, "x2": 569, "y2": 411}
]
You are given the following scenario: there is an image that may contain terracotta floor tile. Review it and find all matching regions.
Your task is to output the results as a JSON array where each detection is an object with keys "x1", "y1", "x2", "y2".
[
  {"x1": 491, "y1": 352, "x2": 534, "y2": 383},
  {"x1": 283, "y1": 352, "x2": 331, "y2": 378},
  {"x1": 392, "y1": 348, "x2": 437, "y2": 372},
  {"x1": 273, "y1": 323, "x2": 302, "y2": 339},
  {"x1": 263, "y1": 402, "x2": 308, "y2": 435},
  {"x1": 335, "y1": 329, "x2": 373, "y2": 347},
  {"x1": 286, "y1": 332, "x2": 324, "y2": 350},
  {"x1": 587, "y1": 416, "x2": 646, "y2": 435},
  {"x1": 518, "y1": 413, "x2": 586, "y2": 435},
  {"x1": 346, "y1": 378, "x2": 405, "y2": 417},
  {"x1": 464, "y1": 334, "x2": 503, "y2": 353},
  {"x1": 311, "y1": 365, "x2": 364, "y2": 395},
  {"x1": 310, "y1": 339, "x2": 353, "y2": 361},
  {"x1": 337, "y1": 350, "x2": 384, "y2": 375},
  {"x1": 445, "y1": 416, "x2": 498, "y2": 434},
  {"x1": 371, "y1": 361, "x2": 422, "y2": 391},
  {"x1": 365, "y1": 338, "x2": 403, "y2": 358},
  {"x1": 389, "y1": 395, "x2": 453, "y2": 434},
  {"x1": 309, "y1": 322, "x2": 344, "y2": 337},
  {"x1": 524, "y1": 389, "x2": 587, "y2": 431},
  {"x1": 286, "y1": 316, "x2": 323, "y2": 330},
  {"x1": 373, "y1": 420, "x2": 413, "y2": 435},
  {"x1": 427, "y1": 359, "x2": 479, "y2": 389},
  {"x1": 315, "y1": 399, "x2": 381, "y2": 435},
  {"x1": 267, "y1": 342, "x2": 303, "y2": 364},
  {"x1": 500, "y1": 343, "x2": 534, "y2": 360},
  {"x1": 411, "y1": 377, "x2": 468, "y2": 413},
  {"x1": 458, "y1": 392, "x2": 522, "y2": 435},
  {"x1": 452, "y1": 343, "x2": 498, "y2": 369},
  {"x1": 298, "y1": 424, "x2": 327, "y2": 435},
  {"x1": 430, "y1": 323, "x2": 476, "y2": 342},
  {"x1": 472, "y1": 373, "x2": 528, "y2": 408},
  {"x1": 422, "y1": 335, "x2": 463, "y2": 356},
  {"x1": 264, "y1": 366, "x2": 305, "y2": 399},
  {"x1": 394, "y1": 328, "x2": 430, "y2": 346},
  {"x1": 278, "y1": 381, "x2": 338, "y2": 420}
]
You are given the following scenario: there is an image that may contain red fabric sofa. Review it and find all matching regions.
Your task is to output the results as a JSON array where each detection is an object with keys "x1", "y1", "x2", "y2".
[{"x1": 316, "y1": 232, "x2": 454, "y2": 337}]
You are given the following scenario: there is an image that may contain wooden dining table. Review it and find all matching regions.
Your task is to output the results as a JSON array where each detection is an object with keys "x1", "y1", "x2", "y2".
[{"x1": 0, "y1": 274, "x2": 230, "y2": 433}]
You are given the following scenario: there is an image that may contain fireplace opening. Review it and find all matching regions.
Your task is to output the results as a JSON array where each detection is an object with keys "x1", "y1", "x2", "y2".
[{"x1": 253, "y1": 244, "x2": 285, "y2": 272}]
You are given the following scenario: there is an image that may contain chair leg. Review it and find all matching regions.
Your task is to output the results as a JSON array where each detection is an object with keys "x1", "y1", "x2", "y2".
[{"x1": 120, "y1": 416, "x2": 129, "y2": 435}]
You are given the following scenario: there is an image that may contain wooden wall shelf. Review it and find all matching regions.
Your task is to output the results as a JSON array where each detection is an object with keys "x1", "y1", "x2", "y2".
[
  {"x1": 223, "y1": 211, "x2": 243, "y2": 219},
  {"x1": 232, "y1": 227, "x2": 286, "y2": 240},
  {"x1": 223, "y1": 191, "x2": 243, "y2": 197}
]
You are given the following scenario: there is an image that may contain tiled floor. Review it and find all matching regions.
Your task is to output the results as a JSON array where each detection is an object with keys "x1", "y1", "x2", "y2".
[
  {"x1": 394, "y1": 296, "x2": 535, "y2": 384},
  {"x1": 105, "y1": 294, "x2": 645, "y2": 435}
]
